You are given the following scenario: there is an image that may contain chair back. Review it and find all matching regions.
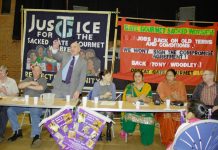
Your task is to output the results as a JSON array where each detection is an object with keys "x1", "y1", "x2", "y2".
[{"x1": 172, "y1": 119, "x2": 218, "y2": 150}]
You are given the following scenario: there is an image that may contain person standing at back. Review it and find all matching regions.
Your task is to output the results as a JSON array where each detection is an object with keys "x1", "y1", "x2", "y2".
[
  {"x1": 0, "y1": 65, "x2": 19, "y2": 143},
  {"x1": 51, "y1": 39, "x2": 87, "y2": 99}
]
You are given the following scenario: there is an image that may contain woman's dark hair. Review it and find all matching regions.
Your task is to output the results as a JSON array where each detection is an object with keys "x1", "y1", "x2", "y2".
[
  {"x1": 188, "y1": 100, "x2": 208, "y2": 119},
  {"x1": 133, "y1": 70, "x2": 144, "y2": 78},
  {"x1": 98, "y1": 70, "x2": 111, "y2": 80},
  {"x1": 166, "y1": 68, "x2": 177, "y2": 76}
]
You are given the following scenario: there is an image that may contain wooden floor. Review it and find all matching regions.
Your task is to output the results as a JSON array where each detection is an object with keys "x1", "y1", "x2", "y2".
[{"x1": 0, "y1": 114, "x2": 165, "y2": 150}]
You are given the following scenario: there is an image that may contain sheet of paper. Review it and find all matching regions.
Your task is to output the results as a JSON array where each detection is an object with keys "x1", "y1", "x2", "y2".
[
  {"x1": 100, "y1": 101, "x2": 116, "y2": 106},
  {"x1": 12, "y1": 97, "x2": 25, "y2": 101}
]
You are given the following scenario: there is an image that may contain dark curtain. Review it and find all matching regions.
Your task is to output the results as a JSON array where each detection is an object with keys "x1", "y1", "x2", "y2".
[
  {"x1": 1, "y1": 0, "x2": 11, "y2": 13},
  {"x1": 13, "y1": 0, "x2": 178, "y2": 40},
  {"x1": 12, "y1": 0, "x2": 217, "y2": 40}
]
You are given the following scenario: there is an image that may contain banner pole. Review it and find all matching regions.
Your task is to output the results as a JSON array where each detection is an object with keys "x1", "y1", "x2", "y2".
[
  {"x1": 20, "y1": 5, "x2": 24, "y2": 81},
  {"x1": 111, "y1": 8, "x2": 119, "y2": 74},
  {"x1": 216, "y1": 48, "x2": 218, "y2": 81},
  {"x1": 20, "y1": 6, "x2": 24, "y2": 51}
]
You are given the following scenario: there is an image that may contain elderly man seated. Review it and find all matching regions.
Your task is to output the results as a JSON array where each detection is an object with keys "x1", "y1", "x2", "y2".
[
  {"x1": 7, "y1": 65, "x2": 47, "y2": 148},
  {"x1": 192, "y1": 70, "x2": 218, "y2": 119}
]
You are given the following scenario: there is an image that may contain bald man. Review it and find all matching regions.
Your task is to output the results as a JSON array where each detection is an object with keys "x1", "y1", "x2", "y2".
[
  {"x1": 7, "y1": 65, "x2": 47, "y2": 147},
  {"x1": 192, "y1": 70, "x2": 218, "y2": 119},
  {"x1": 51, "y1": 40, "x2": 87, "y2": 99}
]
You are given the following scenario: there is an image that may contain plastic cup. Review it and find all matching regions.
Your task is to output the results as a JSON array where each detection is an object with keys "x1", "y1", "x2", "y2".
[
  {"x1": 34, "y1": 97, "x2": 38, "y2": 105},
  {"x1": 166, "y1": 99, "x2": 171, "y2": 108},
  {"x1": 25, "y1": 95, "x2": 29, "y2": 101},
  {"x1": 66, "y1": 95, "x2": 71, "y2": 103},
  {"x1": 82, "y1": 97, "x2": 88, "y2": 107},
  {"x1": 94, "y1": 97, "x2": 99, "y2": 104},
  {"x1": 118, "y1": 101, "x2": 123, "y2": 109},
  {"x1": 208, "y1": 108, "x2": 212, "y2": 119},
  {"x1": 24, "y1": 95, "x2": 29, "y2": 105},
  {"x1": 136, "y1": 101, "x2": 140, "y2": 109}
]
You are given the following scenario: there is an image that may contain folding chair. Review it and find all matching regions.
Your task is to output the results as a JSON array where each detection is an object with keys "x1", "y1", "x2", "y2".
[
  {"x1": 20, "y1": 111, "x2": 32, "y2": 127},
  {"x1": 87, "y1": 90, "x2": 115, "y2": 138},
  {"x1": 172, "y1": 119, "x2": 218, "y2": 150},
  {"x1": 20, "y1": 109, "x2": 51, "y2": 131}
]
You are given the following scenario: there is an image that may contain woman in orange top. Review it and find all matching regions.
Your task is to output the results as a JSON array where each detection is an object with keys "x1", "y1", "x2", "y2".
[{"x1": 155, "y1": 69, "x2": 187, "y2": 147}]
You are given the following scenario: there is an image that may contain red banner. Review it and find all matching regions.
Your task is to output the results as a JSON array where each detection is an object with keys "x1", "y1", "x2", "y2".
[{"x1": 113, "y1": 19, "x2": 217, "y2": 85}]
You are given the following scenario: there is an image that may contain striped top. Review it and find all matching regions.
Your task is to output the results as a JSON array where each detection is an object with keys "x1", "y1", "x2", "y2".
[{"x1": 200, "y1": 83, "x2": 216, "y2": 106}]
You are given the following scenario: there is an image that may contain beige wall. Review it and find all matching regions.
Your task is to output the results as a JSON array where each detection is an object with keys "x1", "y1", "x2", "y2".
[{"x1": 0, "y1": 0, "x2": 21, "y2": 83}]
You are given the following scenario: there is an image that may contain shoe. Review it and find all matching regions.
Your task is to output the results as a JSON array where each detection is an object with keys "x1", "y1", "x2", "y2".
[
  {"x1": 98, "y1": 133, "x2": 103, "y2": 141},
  {"x1": 120, "y1": 130, "x2": 126, "y2": 140},
  {"x1": 8, "y1": 129, "x2": 23, "y2": 142},
  {"x1": 31, "y1": 135, "x2": 41, "y2": 148},
  {"x1": 106, "y1": 122, "x2": 112, "y2": 141}
]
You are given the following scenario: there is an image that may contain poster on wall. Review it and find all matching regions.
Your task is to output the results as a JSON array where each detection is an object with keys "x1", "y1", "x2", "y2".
[
  {"x1": 113, "y1": 19, "x2": 217, "y2": 85},
  {"x1": 22, "y1": 9, "x2": 111, "y2": 88}
]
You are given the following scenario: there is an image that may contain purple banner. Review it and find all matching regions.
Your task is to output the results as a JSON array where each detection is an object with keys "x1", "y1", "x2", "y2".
[{"x1": 41, "y1": 107, "x2": 110, "y2": 150}]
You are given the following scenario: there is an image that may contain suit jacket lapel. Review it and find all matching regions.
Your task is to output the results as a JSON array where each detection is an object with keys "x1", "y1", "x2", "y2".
[{"x1": 74, "y1": 56, "x2": 81, "y2": 70}]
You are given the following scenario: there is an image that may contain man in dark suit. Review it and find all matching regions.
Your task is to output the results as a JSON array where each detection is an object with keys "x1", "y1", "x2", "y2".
[{"x1": 51, "y1": 39, "x2": 87, "y2": 99}]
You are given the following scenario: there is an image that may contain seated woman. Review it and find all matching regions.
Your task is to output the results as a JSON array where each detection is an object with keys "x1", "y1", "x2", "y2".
[
  {"x1": 122, "y1": 71, "x2": 155, "y2": 146},
  {"x1": 155, "y1": 68, "x2": 187, "y2": 147},
  {"x1": 167, "y1": 100, "x2": 208, "y2": 150},
  {"x1": 91, "y1": 70, "x2": 116, "y2": 141}
]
